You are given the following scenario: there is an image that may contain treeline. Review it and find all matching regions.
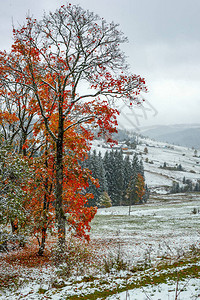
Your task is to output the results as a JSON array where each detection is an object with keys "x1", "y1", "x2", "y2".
[
  {"x1": 171, "y1": 177, "x2": 200, "y2": 194},
  {"x1": 160, "y1": 162, "x2": 184, "y2": 171},
  {"x1": 81, "y1": 149, "x2": 149, "y2": 207}
]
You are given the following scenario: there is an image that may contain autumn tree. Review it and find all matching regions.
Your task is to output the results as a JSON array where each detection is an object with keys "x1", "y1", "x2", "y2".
[
  {"x1": 135, "y1": 173, "x2": 145, "y2": 204},
  {"x1": 0, "y1": 76, "x2": 41, "y2": 157},
  {"x1": 98, "y1": 191, "x2": 112, "y2": 208},
  {"x1": 26, "y1": 126, "x2": 96, "y2": 255},
  {"x1": 0, "y1": 3, "x2": 147, "y2": 249}
]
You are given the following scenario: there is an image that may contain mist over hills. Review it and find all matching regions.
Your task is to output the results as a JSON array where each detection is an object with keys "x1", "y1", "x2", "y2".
[{"x1": 139, "y1": 124, "x2": 200, "y2": 149}]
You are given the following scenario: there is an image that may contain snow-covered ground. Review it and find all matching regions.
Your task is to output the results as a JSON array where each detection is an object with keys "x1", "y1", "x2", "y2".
[
  {"x1": 92, "y1": 194, "x2": 200, "y2": 265},
  {"x1": 1, "y1": 194, "x2": 200, "y2": 299}
]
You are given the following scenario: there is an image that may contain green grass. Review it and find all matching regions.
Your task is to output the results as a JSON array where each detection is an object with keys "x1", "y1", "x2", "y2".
[{"x1": 67, "y1": 253, "x2": 200, "y2": 299}]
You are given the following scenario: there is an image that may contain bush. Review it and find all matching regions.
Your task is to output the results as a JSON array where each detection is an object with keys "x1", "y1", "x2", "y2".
[
  {"x1": 192, "y1": 208, "x2": 198, "y2": 214},
  {"x1": 52, "y1": 236, "x2": 95, "y2": 278},
  {"x1": 103, "y1": 251, "x2": 128, "y2": 273},
  {"x1": 0, "y1": 230, "x2": 27, "y2": 252}
]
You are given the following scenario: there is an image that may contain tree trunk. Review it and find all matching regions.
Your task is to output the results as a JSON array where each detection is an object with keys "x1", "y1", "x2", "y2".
[
  {"x1": 38, "y1": 226, "x2": 47, "y2": 256},
  {"x1": 11, "y1": 219, "x2": 18, "y2": 233},
  {"x1": 55, "y1": 110, "x2": 65, "y2": 250},
  {"x1": 38, "y1": 142, "x2": 49, "y2": 256}
]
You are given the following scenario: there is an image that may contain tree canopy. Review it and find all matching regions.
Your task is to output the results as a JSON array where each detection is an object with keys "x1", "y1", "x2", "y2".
[{"x1": 0, "y1": 3, "x2": 147, "y2": 252}]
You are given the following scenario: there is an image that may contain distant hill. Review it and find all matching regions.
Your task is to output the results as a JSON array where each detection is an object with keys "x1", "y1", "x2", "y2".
[{"x1": 140, "y1": 124, "x2": 200, "y2": 149}]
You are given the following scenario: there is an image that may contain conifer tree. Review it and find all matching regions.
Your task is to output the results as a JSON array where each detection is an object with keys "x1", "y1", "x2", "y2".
[
  {"x1": 143, "y1": 184, "x2": 150, "y2": 203},
  {"x1": 85, "y1": 150, "x2": 100, "y2": 206},
  {"x1": 104, "y1": 150, "x2": 117, "y2": 204},
  {"x1": 113, "y1": 150, "x2": 124, "y2": 205},
  {"x1": 97, "y1": 152, "x2": 108, "y2": 194},
  {"x1": 123, "y1": 155, "x2": 133, "y2": 205},
  {"x1": 194, "y1": 182, "x2": 200, "y2": 192}
]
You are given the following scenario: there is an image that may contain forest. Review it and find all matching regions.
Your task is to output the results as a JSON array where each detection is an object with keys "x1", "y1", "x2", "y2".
[{"x1": 82, "y1": 149, "x2": 149, "y2": 207}]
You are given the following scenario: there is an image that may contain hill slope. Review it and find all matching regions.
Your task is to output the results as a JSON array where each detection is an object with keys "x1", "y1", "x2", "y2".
[{"x1": 140, "y1": 124, "x2": 200, "y2": 149}]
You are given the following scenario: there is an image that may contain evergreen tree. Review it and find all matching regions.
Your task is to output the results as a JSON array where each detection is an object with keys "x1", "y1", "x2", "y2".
[
  {"x1": 139, "y1": 159, "x2": 145, "y2": 177},
  {"x1": 129, "y1": 154, "x2": 140, "y2": 204},
  {"x1": 171, "y1": 181, "x2": 180, "y2": 193},
  {"x1": 113, "y1": 150, "x2": 124, "y2": 205},
  {"x1": 143, "y1": 184, "x2": 150, "y2": 203},
  {"x1": 97, "y1": 152, "x2": 108, "y2": 194},
  {"x1": 104, "y1": 150, "x2": 118, "y2": 205},
  {"x1": 85, "y1": 150, "x2": 104, "y2": 206},
  {"x1": 177, "y1": 164, "x2": 183, "y2": 171},
  {"x1": 132, "y1": 153, "x2": 140, "y2": 177},
  {"x1": 194, "y1": 182, "x2": 200, "y2": 192},
  {"x1": 123, "y1": 155, "x2": 133, "y2": 205},
  {"x1": 184, "y1": 179, "x2": 193, "y2": 192}
]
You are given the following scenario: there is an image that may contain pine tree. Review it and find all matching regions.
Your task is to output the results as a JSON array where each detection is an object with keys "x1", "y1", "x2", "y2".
[
  {"x1": 139, "y1": 159, "x2": 145, "y2": 177},
  {"x1": 97, "y1": 152, "x2": 108, "y2": 195},
  {"x1": 104, "y1": 150, "x2": 118, "y2": 205},
  {"x1": 123, "y1": 155, "x2": 133, "y2": 205},
  {"x1": 85, "y1": 150, "x2": 100, "y2": 206},
  {"x1": 171, "y1": 181, "x2": 180, "y2": 193},
  {"x1": 128, "y1": 154, "x2": 146, "y2": 204},
  {"x1": 132, "y1": 153, "x2": 140, "y2": 177},
  {"x1": 84, "y1": 150, "x2": 108, "y2": 207},
  {"x1": 113, "y1": 150, "x2": 124, "y2": 205},
  {"x1": 143, "y1": 184, "x2": 150, "y2": 203},
  {"x1": 194, "y1": 182, "x2": 200, "y2": 192}
]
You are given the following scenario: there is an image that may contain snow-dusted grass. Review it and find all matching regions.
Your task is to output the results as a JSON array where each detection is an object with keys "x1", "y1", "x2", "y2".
[
  {"x1": 1, "y1": 194, "x2": 200, "y2": 299},
  {"x1": 107, "y1": 278, "x2": 200, "y2": 300},
  {"x1": 92, "y1": 194, "x2": 200, "y2": 265}
]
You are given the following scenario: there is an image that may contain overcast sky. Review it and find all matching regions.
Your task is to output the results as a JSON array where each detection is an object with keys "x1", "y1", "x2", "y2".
[{"x1": 1, "y1": 0, "x2": 200, "y2": 129}]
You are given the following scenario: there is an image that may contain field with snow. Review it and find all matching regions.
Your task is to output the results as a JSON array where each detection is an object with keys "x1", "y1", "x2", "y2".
[
  {"x1": 1, "y1": 193, "x2": 200, "y2": 299},
  {"x1": 92, "y1": 194, "x2": 200, "y2": 263}
]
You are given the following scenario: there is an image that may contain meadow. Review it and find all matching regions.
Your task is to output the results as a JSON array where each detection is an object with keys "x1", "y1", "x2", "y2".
[{"x1": 1, "y1": 193, "x2": 200, "y2": 299}]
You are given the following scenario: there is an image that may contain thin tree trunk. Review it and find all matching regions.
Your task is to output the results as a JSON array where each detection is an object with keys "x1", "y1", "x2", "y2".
[
  {"x1": 55, "y1": 109, "x2": 66, "y2": 250},
  {"x1": 38, "y1": 226, "x2": 47, "y2": 256},
  {"x1": 38, "y1": 140, "x2": 50, "y2": 256},
  {"x1": 38, "y1": 193, "x2": 48, "y2": 255},
  {"x1": 11, "y1": 219, "x2": 18, "y2": 233}
]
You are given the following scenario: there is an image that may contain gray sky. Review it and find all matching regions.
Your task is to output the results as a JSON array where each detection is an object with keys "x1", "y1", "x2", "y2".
[{"x1": 1, "y1": 0, "x2": 200, "y2": 129}]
